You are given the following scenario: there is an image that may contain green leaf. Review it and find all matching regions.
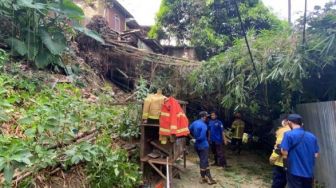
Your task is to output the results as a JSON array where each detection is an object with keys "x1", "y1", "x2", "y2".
[
  {"x1": 65, "y1": 147, "x2": 77, "y2": 157},
  {"x1": 35, "y1": 48, "x2": 60, "y2": 69},
  {"x1": 0, "y1": 157, "x2": 5, "y2": 171},
  {"x1": 0, "y1": 111, "x2": 10, "y2": 122},
  {"x1": 17, "y1": 0, "x2": 46, "y2": 10},
  {"x1": 0, "y1": 88, "x2": 7, "y2": 95},
  {"x1": 61, "y1": 0, "x2": 84, "y2": 20},
  {"x1": 18, "y1": 116, "x2": 33, "y2": 125},
  {"x1": 49, "y1": 0, "x2": 85, "y2": 20},
  {"x1": 35, "y1": 51, "x2": 51, "y2": 68},
  {"x1": 71, "y1": 155, "x2": 81, "y2": 164},
  {"x1": 73, "y1": 25, "x2": 105, "y2": 44},
  {"x1": 114, "y1": 168, "x2": 120, "y2": 176},
  {"x1": 206, "y1": 0, "x2": 214, "y2": 6},
  {"x1": 0, "y1": 101, "x2": 12, "y2": 108},
  {"x1": 4, "y1": 164, "x2": 14, "y2": 183},
  {"x1": 20, "y1": 156, "x2": 32, "y2": 165},
  {"x1": 24, "y1": 128, "x2": 36, "y2": 137},
  {"x1": 11, "y1": 152, "x2": 32, "y2": 165},
  {"x1": 40, "y1": 30, "x2": 66, "y2": 55},
  {"x1": 5, "y1": 38, "x2": 28, "y2": 56}
]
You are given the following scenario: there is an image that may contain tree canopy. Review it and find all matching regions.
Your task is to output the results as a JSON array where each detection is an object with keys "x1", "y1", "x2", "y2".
[
  {"x1": 186, "y1": 2, "x2": 336, "y2": 121},
  {"x1": 149, "y1": 0, "x2": 284, "y2": 60}
]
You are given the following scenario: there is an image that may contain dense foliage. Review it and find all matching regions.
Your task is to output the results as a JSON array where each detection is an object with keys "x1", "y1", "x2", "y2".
[
  {"x1": 150, "y1": 0, "x2": 284, "y2": 59},
  {"x1": 0, "y1": 58, "x2": 141, "y2": 187},
  {"x1": 187, "y1": 2, "x2": 336, "y2": 121},
  {"x1": 302, "y1": 3, "x2": 336, "y2": 101},
  {"x1": 0, "y1": 0, "x2": 103, "y2": 72},
  {"x1": 189, "y1": 29, "x2": 300, "y2": 120}
]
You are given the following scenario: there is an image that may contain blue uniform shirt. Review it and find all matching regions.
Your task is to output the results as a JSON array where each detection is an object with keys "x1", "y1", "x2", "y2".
[
  {"x1": 208, "y1": 119, "x2": 224, "y2": 144},
  {"x1": 281, "y1": 128, "x2": 319, "y2": 178},
  {"x1": 189, "y1": 119, "x2": 209, "y2": 150}
]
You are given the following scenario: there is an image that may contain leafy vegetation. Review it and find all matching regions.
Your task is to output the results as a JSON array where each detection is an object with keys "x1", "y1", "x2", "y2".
[
  {"x1": 188, "y1": 28, "x2": 300, "y2": 120},
  {"x1": 0, "y1": 59, "x2": 141, "y2": 187},
  {"x1": 186, "y1": 2, "x2": 336, "y2": 121},
  {"x1": 86, "y1": 145, "x2": 140, "y2": 188},
  {"x1": 301, "y1": 3, "x2": 336, "y2": 101},
  {"x1": 117, "y1": 105, "x2": 141, "y2": 140},
  {"x1": 150, "y1": 0, "x2": 284, "y2": 60},
  {"x1": 0, "y1": 0, "x2": 103, "y2": 72}
]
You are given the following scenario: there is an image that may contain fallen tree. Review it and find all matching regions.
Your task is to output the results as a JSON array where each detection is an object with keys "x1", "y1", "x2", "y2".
[{"x1": 76, "y1": 16, "x2": 199, "y2": 95}]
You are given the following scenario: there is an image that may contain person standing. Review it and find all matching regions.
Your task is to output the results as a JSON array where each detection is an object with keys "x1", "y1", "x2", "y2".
[
  {"x1": 231, "y1": 113, "x2": 245, "y2": 154},
  {"x1": 208, "y1": 111, "x2": 228, "y2": 168},
  {"x1": 269, "y1": 118, "x2": 291, "y2": 188},
  {"x1": 189, "y1": 111, "x2": 216, "y2": 185},
  {"x1": 281, "y1": 114, "x2": 319, "y2": 188}
]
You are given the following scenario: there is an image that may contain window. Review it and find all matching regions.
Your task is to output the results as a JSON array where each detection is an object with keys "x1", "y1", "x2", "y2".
[{"x1": 115, "y1": 15, "x2": 121, "y2": 32}]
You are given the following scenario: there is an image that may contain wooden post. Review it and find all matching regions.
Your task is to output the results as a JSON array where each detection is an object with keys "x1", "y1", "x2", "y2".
[
  {"x1": 166, "y1": 157, "x2": 170, "y2": 188},
  {"x1": 302, "y1": 0, "x2": 308, "y2": 46},
  {"x1": 183, "y1": 150, "x2": 187, "y2": 169},
  {"x1": 288, "y1": 0, "x2": 291, "y2": 24}
]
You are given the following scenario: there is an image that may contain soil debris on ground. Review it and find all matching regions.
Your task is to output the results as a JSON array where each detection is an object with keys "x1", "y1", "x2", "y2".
[{"x1": 173, "y1": 146, "x2": 272, "y2": 188}]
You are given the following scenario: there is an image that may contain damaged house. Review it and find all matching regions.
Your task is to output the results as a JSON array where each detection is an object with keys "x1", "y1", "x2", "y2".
[
  {"x1": 75, "y1": 0, "x2": 198, "y2": 92},
  {"x1": 74, "y1": 0, "x2": 163, "y2": 53}
]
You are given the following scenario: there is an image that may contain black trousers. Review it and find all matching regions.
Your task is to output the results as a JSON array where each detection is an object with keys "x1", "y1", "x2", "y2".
[
  {"x1": 211, "y1": 143, "x2": 227, "y2": 167},
  {"x1": 271, "y1": 166, "x2": 287, "y2": 188},
  {"x1": 287, "y1": 173, "x2": 313, "y2": 188},
  {"x1": 231, "y1": 138, "x2": 242, "y2": 154},
  {"x1": 195, "y1": 147, "x2": 209, "y2": 170}
]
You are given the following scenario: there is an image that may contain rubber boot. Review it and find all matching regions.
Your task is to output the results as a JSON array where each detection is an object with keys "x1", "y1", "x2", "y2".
[
  {"x1": 205, "y1": 169, "x2": 216, "y2": 185},
  {"x1": 199, "y1": 170, "x2": 207, "y2": 184}
]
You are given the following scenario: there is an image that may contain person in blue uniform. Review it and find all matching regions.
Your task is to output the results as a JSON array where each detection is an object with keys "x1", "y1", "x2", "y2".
[
  {"x1": 189, "y1": 111, "x2": 216, "y2": 185},
  {"x1": 281, "y1": 114, "x2": 319, "y2": 188},
  {"x1": 208, "y1": 111, "x2": 228, "y2": 168}
]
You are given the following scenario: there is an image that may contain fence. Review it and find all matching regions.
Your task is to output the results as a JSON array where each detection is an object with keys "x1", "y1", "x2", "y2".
[{"x1": 297, "y1": 101, "x2": 336, "y2": 187}]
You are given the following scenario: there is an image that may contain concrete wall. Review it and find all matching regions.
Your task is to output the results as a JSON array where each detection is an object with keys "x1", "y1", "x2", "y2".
[
  {"x1": 297, "y1": 101, "x2": 336, "y2": 187},
  {"x1": 165, "y1": 47, "x2": 198, "y2": 61}
]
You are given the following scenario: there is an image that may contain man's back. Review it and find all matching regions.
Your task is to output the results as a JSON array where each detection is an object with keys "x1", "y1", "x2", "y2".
[
  {"x1": 189, "y1": 119, "x2": 209, "y2": 149},
  {"x1": 232, "y1": 119, "x2": 245, "y2": 139},
  {"x1": 281, "y1": 128, "x2": 319, "y2": 178}
]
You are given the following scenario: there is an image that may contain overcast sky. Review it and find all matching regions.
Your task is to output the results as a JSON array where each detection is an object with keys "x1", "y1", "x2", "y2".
[{"x1": 117, "y1": 0, "x2": 334, "y2": 26}]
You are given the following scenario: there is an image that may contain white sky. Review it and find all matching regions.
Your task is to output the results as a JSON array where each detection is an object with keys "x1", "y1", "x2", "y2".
[
  {"x1": 118, "y1": 0, "x2": 161, "y2": 26},
  {"x1": 117, "y1": 0, "x2": 334, "y2": 26},
  {"x1": 262, "y1": 0, "x2": 333, "y2": 22}
]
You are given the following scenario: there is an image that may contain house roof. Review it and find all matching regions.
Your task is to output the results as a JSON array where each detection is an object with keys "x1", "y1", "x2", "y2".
[
  {"x1": 121, "y1": 29, "x2": 164, "y2": 53},
  {"x1": 126, "y1": 18, "x2": 141, "y2": 29},
  {"x1": 107, "y1": 0, "x2": 133, "y2": 18}
]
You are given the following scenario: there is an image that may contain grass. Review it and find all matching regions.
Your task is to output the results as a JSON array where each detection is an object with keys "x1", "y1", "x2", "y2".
[{"x1": 219, "y1": 150, "x2": 273, "y2": 186}]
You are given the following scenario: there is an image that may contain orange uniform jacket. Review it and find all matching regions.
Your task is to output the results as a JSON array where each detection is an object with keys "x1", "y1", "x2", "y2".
[{"x1": 159, "y1": 97, "x2": 190, "y2": 137}]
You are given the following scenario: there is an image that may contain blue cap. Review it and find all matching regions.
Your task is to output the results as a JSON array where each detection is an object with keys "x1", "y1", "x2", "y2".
[{"x1": 287, "y1": 114, "x2": 302, "y2": 122}]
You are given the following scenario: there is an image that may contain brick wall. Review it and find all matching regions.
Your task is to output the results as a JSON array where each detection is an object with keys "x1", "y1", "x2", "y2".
[{"x1": 105, "y1": 6, "x2": 126, "y2": 32}]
